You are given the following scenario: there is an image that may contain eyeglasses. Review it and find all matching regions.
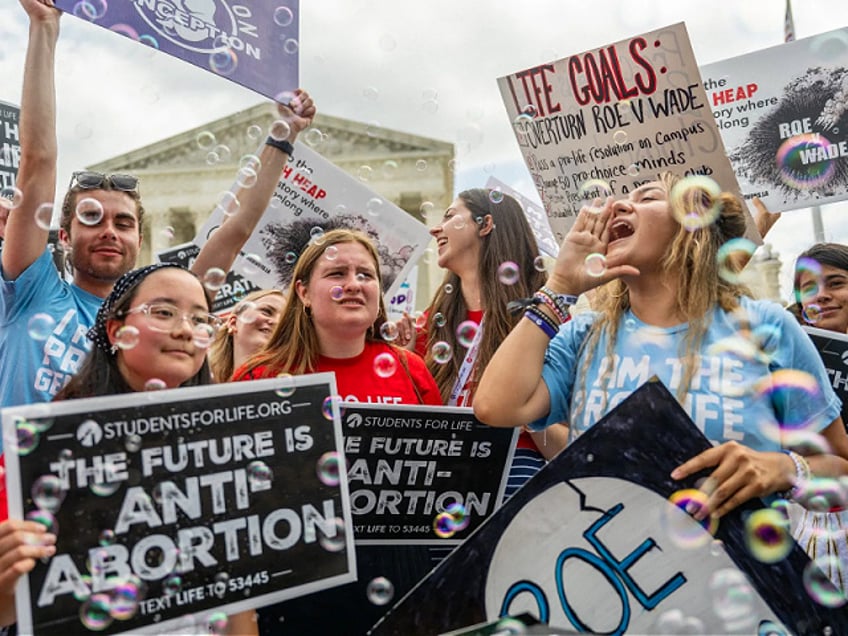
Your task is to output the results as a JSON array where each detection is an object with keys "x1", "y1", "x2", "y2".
[
  {"x1": 118, "y1": 303, "x2": 222, "y2": 333},
  {"x1": 70, "y1": 171, "x2": 139, "y2": 193}
]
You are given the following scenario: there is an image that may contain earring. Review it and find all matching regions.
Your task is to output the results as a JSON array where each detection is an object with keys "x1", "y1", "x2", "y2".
[{"x1": 110, "y1": 344, "x2": 119, "y2": 355}]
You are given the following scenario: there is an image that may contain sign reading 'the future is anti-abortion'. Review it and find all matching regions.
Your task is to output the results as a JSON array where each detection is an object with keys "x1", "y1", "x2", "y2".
[{"x1": 2, "y1": 374, "x2": 355, "y2": 635}]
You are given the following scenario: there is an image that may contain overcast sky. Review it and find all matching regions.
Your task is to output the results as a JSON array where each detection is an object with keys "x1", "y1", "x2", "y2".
[{"x1": 2, "y1": 0, "x2": 848, "y2": 301}]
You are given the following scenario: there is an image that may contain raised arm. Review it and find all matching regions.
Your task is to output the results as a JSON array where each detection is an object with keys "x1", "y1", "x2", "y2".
[
  {"x1": 191, "y1": 90, "x2": 316, "y2": 278},
  {"x1": 474, "y1": 198, "x2": 638, "y2": 428},
  {"x1": 1, "y1": 0, "x2": 60, "y2": 280}
]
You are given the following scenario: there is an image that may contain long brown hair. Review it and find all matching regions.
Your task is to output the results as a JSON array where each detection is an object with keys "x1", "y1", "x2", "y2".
[
  {"x1": 423, "y1": 189, "x2": 547, "y2": 402},
  {"x1": 577, "y1": 172, "x2": 751, "y2": 403},
  {"x1": 234, "y1": 229, "x2": 389, "y2": 378}
]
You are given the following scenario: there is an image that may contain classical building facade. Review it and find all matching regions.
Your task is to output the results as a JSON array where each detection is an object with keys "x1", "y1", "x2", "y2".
[
  {"x1": 88, "y1": 104, "x2": 455, "y2": 309},
  {"x1": 88, "y1": 102, "x2": 784, "y2": 308}
]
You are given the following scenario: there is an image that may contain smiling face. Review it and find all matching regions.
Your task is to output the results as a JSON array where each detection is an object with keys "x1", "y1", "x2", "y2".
[
  {"x1": 430, "y1": 199, "x2": 488, "y2": 275},
  {"x1": 798, "y1": 264, "x2": 848, "y2": 332},
  {"x1": 230, "y1": 292, "x2": 286, "y2": 363},
  {"x1": 295, "y1": 241, "x2": 381, "y2": 352},
  {"x1": 61, "y1": 190, "x2": 142, "y2": 290},
  {"x1": 107, "y1": 268, "x2": 210, "y2": 390},
  {"x1": 606, "y1": 181, "x2": 679, "y2": 274}
]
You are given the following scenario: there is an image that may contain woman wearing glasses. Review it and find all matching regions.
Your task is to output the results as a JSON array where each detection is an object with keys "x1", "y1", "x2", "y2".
[
  {"x1": 0, "y1": 262, "x2": 255, "y2": 633},
  {"x1": 55, "y1": 262, "x2": 216, "y2": 397}
]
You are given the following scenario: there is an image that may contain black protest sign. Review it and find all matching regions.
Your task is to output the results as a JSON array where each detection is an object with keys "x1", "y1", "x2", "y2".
[
  {"x1": 0, "y1": 100, "x2": 19, "y2": 190},
  {"x1": 256, "y1": 404, "x2": 518, "y2": 636},
  {"x1": 342, "y1": 403, "x2": 518, "y2": 544},
  {"x1": 2, "y1": 374, "x2": 355, "y2": 635},
  {"x1": 156, "y1": 242, "x2": 263, "y2": 314},
  {"x1": 804, "y1": 325, "x2": 848, "y2": 428},
  {"x1": 371, "y1": 380, "x2": 848, "y2": 635}
]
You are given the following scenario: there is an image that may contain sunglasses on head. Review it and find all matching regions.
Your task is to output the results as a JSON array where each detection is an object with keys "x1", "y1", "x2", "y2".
[{"x1": 70, "y1": 171, "x2": 139, "y2": 193}]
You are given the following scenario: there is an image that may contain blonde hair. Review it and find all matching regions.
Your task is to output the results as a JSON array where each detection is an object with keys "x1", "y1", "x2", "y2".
[
  {"x1": 577, "y1": 172, "x2": 751, "y2": 404},
  {"x1": 234, "y1": 229, "x2": 389, "y2": 378},
  {"x1": 208, "y1": 288, "x2": 285, "y2": 382}
]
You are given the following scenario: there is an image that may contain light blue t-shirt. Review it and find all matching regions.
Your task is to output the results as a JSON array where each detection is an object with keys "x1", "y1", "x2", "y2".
[
  {"x1": 536, "y1": 297, "x2": 841, "y2": 451},
  {"x1": 0, "y1": 249, "x2": 102, "y2": 420}
]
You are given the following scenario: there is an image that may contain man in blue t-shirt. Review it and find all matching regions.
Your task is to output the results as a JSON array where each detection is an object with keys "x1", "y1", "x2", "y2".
[
  {"x1": 0, "y1": 2, "x2": 315, "y2": 434},
  {"x1": 0, "y1": 1, "x2": 144, "y2": 419}
]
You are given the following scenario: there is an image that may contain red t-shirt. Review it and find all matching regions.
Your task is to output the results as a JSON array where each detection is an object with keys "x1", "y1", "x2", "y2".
[{"x1": 237, "y1": 341, "x2": 442, "y2": 406}]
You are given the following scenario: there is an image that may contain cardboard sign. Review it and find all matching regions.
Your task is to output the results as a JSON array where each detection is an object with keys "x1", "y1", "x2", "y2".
[
  {"x1": 194, "y1": 141, "x2": 432, "y2": 302},
  {"x1": 701, "y1": 28, "x2": 848, "y2": 212},
  {"x1": 2, "y1": 374, "x2": 355, "y2": 635},
  {"x1": 256, "y1": 404, "x2": 518, "y2": 636},
  {"x1": 804, "y1": 325, "x2": 848, "y2": 428},
  {"x1": 484, "y1": 176, "x2": 559, "y2": 258},
  {"x1": 53, "y1": 1, "x2": 298, "y2": 102},
  {"x1": 156, "y1": 241, "x2": 261, "y2": 314},
  {"x1": 0, "y1": 100, "x2": 20, "y2": 190},
  {"x1": 497, "y1": 23, "x2": 746, "y2": 243},
  {"x1": 342, "y1": 403, "x2": 518, "y2": 544},
  {"x1": 371, "y1": 381, "x2": 848, "y2": 635}
]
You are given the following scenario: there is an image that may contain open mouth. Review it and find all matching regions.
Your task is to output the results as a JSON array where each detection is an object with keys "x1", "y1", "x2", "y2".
[{"x1": 608, "y1": 220, "x2": 635, "y2": 243}]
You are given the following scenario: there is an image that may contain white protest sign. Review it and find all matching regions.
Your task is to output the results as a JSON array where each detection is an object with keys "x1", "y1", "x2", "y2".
[
  {"x1": 701, "y1": 27, "x2": 848, "y2": 212},
  {"x1": 195, "y1": 141, "x2": 432, "y2": 302},
  {"x1": 497, "y1": 23, "x2": 753, "y2": 241}
]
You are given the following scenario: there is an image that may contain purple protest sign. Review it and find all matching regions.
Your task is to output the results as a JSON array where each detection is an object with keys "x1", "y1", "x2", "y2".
[{"x1": 54, "y1": 1, "x2": 299, "y2": 101}]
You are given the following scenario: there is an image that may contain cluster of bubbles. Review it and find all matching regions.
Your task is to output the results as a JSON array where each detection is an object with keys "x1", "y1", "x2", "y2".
[
  {"x1": 432, "y1": 502, "x2": 469, "y2": 539},
  {"x1": 662, "y1": 477, "x2": 848, "y2": 610}
]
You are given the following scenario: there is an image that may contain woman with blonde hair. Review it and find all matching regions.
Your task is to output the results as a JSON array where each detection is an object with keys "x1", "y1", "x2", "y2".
[
  {"x1": 207, "y1": 288, "x2": 285, "y2": 381},
  {"x1": 476, "y1": 172, "x2": 848, "y2": 535}
]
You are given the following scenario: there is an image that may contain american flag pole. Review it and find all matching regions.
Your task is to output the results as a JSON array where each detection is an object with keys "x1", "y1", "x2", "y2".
[{"x1": 785, "y1": 0, "x2": 795, "y2": 42}]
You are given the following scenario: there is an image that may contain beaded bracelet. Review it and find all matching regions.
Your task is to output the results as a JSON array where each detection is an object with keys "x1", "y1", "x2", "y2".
[
  {"x1": 534, "y1": 291, "x2": 568, "y2": 323},
  {"x1": 779, "y1": 449, "x2": 810, "y2": 501},
  {"x1": 538, "y1": 287, "x2": 577, "y2": 322},
  {"x1": 524, "y1": 307, "x2": 558, "y2": 339}
]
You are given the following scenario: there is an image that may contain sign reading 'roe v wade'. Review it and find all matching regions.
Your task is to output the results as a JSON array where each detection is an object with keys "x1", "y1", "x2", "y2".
[
  {"x1": 700, "y1": 27, "x2": 848, "y2": 213},
  {"x1": 194, "y1": 140, "x2": 432, "y2": 303},
  {"x1": 53, "y1": 0, "x2": 299, "y2": 101},
  {"x1": 1, "y1": 374, "x2": 355, "y2": 635},
  {"x1": 372, "y1": 381, "x2": 848, "y2": 635},
  {"x1": 497, "y1": 23, "x2": 744, "y2": 242}
]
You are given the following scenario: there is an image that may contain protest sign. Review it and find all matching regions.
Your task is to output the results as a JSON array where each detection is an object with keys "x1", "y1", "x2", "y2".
[
  {"x1": 701, "y1": 28, "x2": 848, "y2": 212},
  {"x1": 256, "y1": 403, "x2": 518, "y2": 636},
  {"x1": 342, "y1": 403, "x2": 517, "y2": 544},
  {"x1": 194, "y1": 141, "x2": 432, "y2": 302},
  {"x1": 804, "y1": 325, "x2": 848, "y2": 428},
  {"x1": 2, "y1": 374, "x2": 355, "y2": 635},
  {"x1": 53, "y1": 1, "x2": 298, "y2": 102},
  {"x1": 371, "y1": 380, "x2": 848, "y2": 635},
  {"x1": 386, "y1": 269, "x2": 416, "y2": 321},
  {"x1": 497, "y1": 23, "x2": 749, "y2": 243},
  {"x1": 0, "y1": 100, "x2": 20, "y2": 190},
  {"x1": 485, "y1": 176, "x2": 559, "y2": 258},
  {"x1": 156, "y1": 241, "x2": 260, "y2": 314}
]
